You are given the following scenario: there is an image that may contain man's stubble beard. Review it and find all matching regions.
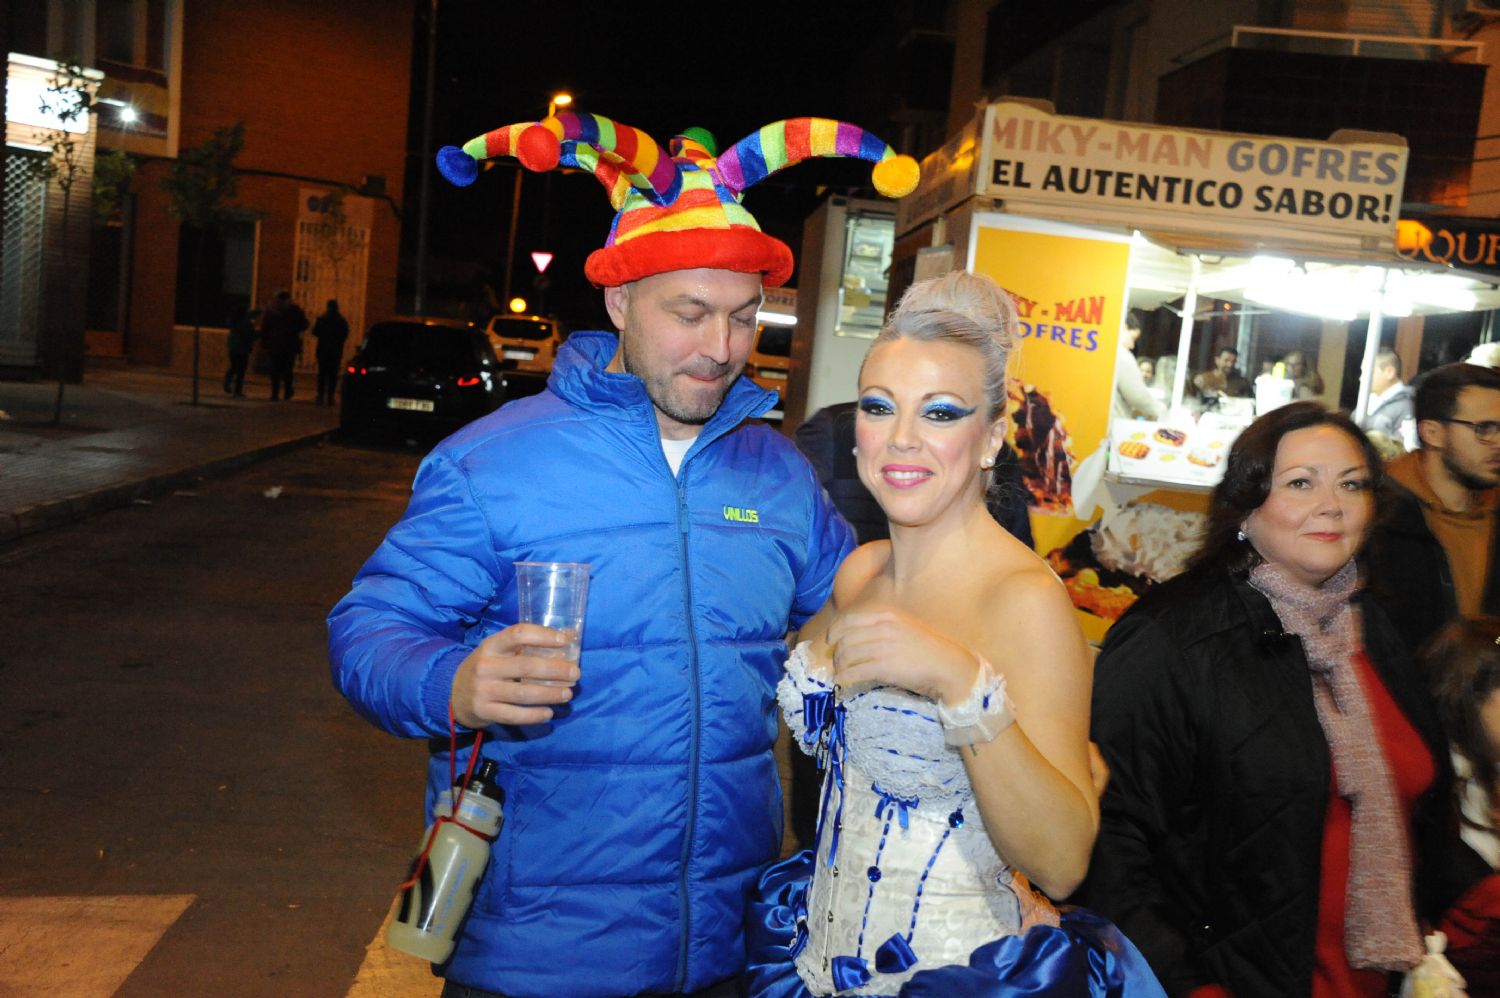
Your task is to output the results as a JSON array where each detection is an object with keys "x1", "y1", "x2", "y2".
[
  {"x1": 1443, "y1": 447, "x2": 1500, "y2": 492},
  {"x1": 619, "y1": 333, "x2": 737, "y2": 428}
]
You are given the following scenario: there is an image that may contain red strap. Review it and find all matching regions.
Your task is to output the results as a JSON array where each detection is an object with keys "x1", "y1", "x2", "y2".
[{"x1": 396, "y1": 703, "x2": 487, "y2": 892}]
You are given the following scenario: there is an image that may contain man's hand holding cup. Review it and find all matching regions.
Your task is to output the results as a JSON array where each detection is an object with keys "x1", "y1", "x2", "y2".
[{"x1": 451, "y1": 624, "x2": 580, "y2": 728}]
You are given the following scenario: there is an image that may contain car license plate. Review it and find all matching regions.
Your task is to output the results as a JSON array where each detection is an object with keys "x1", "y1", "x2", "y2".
[
  {"x1": 503, "y1": 348, "x2": 536, "y2": 360},
  {"x1": 387, "y1": 397, "x2": 435, "y2": 412}
]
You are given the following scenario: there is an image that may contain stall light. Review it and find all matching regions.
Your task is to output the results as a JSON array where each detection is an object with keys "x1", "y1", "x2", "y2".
[
  {"x1": 1393, "y1": 271, "x2": 1485, "y2": 313},
  {"x1": 1245, "y1": 285, "x2": 1357, "y2": 321},
  {"x1": 1245, "y1": 267, "x2": 1360, "y2": 321},
  {"x1": 1249, "y1": 255, "x2": 1297, "y2": 279},
  {"x1": 1377, "y1": 291, "x2": 1413, "y2": 318},
  {"x1": 756, "y1": 311, "x2": 797, "y2": 326}
]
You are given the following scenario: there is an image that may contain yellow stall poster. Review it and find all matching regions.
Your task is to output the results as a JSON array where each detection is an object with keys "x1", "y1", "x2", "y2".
[{"x1": 972, "y1": 219, "x2": 1134, "y2": 642}]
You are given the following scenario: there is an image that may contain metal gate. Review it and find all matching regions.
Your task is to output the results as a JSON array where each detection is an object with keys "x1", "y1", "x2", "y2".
[{"x1": 0, "y1": 150, "x2": 47, "y2": 368}]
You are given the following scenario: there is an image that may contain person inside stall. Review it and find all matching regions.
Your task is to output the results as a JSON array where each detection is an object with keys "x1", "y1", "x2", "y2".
[
  {"x1": 1285, "y1": 349, "x2": 1325, "y2": 400},
  {"x1": 1359, "y1": 348, "x2": 1415, "y2": 449},
  {"x1": 1193, "y1": 346, "x2": 1250, "y2": 401},
  {"x1": 1114, "y1": 312, "x2": 1165, "y2": 421}
]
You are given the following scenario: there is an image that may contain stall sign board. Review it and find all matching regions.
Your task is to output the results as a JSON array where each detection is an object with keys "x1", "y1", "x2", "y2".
[{"x1": 979, "y1": 101, "x2": 1408, "y2": 246}]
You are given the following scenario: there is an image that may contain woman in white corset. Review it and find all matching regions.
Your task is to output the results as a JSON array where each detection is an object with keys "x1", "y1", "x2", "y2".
[{"x1": 744, "y1": 271, "x2": 1164, "y2": 997}]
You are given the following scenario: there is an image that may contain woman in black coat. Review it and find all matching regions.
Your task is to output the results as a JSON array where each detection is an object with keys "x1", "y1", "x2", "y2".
[{"x1": 1080, "y1": 402, "x2": 1490, "y2": 997}]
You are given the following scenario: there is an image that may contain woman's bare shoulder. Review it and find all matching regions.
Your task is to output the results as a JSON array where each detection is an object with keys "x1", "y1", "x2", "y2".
[{"x1": 975, "y1": 547, "x2": 1079, "y2": 636}]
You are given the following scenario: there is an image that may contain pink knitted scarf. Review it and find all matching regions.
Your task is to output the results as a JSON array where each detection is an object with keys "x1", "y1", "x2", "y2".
[{"x1": 1248, "y1": 559, "x2": 1423, "y2": 971}]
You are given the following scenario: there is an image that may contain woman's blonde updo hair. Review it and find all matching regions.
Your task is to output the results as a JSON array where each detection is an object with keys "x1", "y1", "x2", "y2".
[{"x1": 864, "y1": 270, "x2": 1018, "y2": 423}]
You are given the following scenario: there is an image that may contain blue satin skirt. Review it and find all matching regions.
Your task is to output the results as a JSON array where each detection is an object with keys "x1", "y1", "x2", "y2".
[{"x1": 744, "y1": 850, "x2": 1167, "y2": 998}]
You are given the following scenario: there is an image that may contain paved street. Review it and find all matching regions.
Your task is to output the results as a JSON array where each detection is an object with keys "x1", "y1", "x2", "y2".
[{"x1": 0, "y1": 439, "x2": 442, "y2": 997}]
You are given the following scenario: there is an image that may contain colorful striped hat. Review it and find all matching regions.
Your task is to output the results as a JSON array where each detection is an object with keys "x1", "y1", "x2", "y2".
[{"x1": 436, "y1": 111, "x2": 919, "y2": 288}]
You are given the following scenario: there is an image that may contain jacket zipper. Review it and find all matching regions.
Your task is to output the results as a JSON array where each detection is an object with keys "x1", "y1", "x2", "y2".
[{"x1": 673, "y1": 473, "x2": 702, "y2": 992}]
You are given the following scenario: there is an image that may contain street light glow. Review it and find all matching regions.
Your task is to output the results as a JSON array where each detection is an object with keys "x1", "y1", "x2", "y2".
[{"x1": 509, "y1": 297, "x2": 528, "y2": 314}]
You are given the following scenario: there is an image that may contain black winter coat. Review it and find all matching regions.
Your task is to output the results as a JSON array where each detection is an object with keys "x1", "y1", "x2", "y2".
[
  {"x1": 1078, "y1": 563, "x2": 1488, "y2": 998},
  {"x1": 1364, "y1": 479, "x2": 1500, "y2": 656}
]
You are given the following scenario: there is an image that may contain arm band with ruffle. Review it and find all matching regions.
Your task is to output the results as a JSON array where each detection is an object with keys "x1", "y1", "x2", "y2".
[{"x1": 935, "y1": 657, "x2": 1015, "y2": 747}]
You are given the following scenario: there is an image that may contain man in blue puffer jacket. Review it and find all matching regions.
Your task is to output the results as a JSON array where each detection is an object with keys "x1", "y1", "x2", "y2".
[{"x1": 330, "y1": 111, "x2": 918, "y2": 997}]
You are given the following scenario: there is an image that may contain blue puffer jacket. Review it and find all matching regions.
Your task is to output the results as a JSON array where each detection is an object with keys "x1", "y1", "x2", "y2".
[{"x1": 329, "y1": 330, "x2": 853, "y2": 997}]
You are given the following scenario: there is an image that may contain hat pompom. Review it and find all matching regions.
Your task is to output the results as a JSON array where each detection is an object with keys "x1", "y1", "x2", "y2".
[
  {"x1": 872, "y1": 155, "x2": 920, "y2": 199},
  {"x1": 518, "y1": 125, "x2": 561, "y2": 172},
  {"x1": 436, "y1": 145, "x2": 479, "y2": 187}
]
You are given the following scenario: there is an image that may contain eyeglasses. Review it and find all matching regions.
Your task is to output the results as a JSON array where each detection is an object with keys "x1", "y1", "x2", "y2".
[{"x1": 1444, "y1": 418, "x2": 1500, "y2": 443}]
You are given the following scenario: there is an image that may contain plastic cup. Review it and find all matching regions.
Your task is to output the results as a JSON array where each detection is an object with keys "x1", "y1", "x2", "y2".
[{"x1": 514, "y1": 562, "x2": 589, "y2": 669}]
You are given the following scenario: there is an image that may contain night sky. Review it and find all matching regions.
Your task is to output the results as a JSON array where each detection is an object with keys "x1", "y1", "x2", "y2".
[{"x1": 407, "y1": 0, "x2": 912, "y2": 329}]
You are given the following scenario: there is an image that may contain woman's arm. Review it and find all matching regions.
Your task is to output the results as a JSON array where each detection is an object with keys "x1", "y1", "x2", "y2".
[{"x1": 958, "y1": 570, "x2": 1098, "y2": 898}]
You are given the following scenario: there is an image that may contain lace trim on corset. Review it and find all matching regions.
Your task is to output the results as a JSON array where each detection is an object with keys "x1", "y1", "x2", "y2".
[{"x1": 778, "y1": 641, "x2": 975, "y2": 817}]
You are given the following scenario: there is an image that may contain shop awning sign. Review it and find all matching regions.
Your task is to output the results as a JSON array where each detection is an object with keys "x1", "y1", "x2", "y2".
[
  {"x1": 974, "y1": 101, "x2": 1408, "y2": 247},
  {"x1": 1397, "y1": 215, "x2": 1500, "y2": 279}
]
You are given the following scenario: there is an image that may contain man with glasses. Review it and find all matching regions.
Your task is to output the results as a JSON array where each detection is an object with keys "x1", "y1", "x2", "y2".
[{"x1": 1368, "y1": 362, "x2": 1500, "y2": 652}]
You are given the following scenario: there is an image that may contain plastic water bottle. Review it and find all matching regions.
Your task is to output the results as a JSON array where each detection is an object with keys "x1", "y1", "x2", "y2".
[{"x1": 387, "y1": 760, "x2": 504, "y2": 963}]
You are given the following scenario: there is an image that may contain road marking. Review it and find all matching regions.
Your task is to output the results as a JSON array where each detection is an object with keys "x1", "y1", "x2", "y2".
[
  {"x1": 346, "y1": 897, "x2": 440, "y2": 997},
  {"x1": 0, "y1": 895, "x2": 194, "y2": 996}
]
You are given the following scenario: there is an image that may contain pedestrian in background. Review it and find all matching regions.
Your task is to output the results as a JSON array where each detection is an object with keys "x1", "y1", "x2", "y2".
[
  {"x1": 261, "y1": 290, "x2": 308, "y2": 401},
  {"x1": 312, "y1": 299, "x2": 350, "y2": 405},
  {"x1": 223, "y1": 306, "x2": 259, "y2": 398},
  {"x1": 1365, "y1": 362, "x2": 1500, "y2": 655}
]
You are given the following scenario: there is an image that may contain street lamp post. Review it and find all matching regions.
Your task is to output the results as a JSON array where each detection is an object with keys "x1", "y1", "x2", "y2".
[{"x1": 503, "y1": 92, "x2": 571, "y2": 310}]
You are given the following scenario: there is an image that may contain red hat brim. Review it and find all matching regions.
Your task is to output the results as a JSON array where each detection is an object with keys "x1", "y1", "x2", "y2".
[{"x1": 585, "y1": 227, "x2": 794, "y2": 289}]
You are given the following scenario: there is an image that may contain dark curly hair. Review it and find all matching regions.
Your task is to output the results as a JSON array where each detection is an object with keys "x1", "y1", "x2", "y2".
[
  {"x1": 1190, "y1": 401, "x2": 1390, "y2": 574},
  {"x1": 1421, "y1": 616, "x2": 1500, "y2": 834}
]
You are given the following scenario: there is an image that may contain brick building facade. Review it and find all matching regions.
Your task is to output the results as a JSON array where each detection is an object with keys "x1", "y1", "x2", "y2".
[{"x1": 9, "y1": 0, "x2": 412, "y2": 379}]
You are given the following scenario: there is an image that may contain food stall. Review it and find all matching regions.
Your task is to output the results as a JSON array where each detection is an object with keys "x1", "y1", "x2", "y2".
[{"x1": 881, "y1": 98, "x2": 1500, "y2": 640}]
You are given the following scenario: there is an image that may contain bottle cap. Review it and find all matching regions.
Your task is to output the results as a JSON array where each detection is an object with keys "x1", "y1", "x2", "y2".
[{"x1": 460, "y1": 759, "x2": 505, "y2": 804}]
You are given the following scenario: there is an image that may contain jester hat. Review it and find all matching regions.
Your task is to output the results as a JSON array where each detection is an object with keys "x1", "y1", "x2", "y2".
[{"x1": 436, "y1": 112, "x2": 919, "y2": 288}]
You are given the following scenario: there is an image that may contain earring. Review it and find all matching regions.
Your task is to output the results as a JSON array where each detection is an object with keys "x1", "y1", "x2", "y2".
[
  {"x1": 851, "y1": 445, "x2": 858, "y2": 456},
  {"x1": 1237, "y1": 528, "x2": 1247, "y2": 542},
  {"x1": 980, "y1": 455, "x2": 995, "y2": 470}
]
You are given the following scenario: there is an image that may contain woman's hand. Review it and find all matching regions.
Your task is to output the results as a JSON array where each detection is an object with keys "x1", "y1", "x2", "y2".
[{"x1": 826, "y1": 606, "x2": 981, "y2": 705}]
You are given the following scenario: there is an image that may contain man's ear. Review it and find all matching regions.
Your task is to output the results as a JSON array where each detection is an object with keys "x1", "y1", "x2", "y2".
[
  {"x1": 1416, "y1": 417, "x2": 1444, "y2": 451},
  {"x1": 603, "y1": 284, "x2": 629, "y2": 332}
]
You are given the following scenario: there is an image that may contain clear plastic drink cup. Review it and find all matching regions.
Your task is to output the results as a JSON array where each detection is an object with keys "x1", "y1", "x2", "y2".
[{"x1": 514, "y1": 562, "x2": 589, "y2": 676}]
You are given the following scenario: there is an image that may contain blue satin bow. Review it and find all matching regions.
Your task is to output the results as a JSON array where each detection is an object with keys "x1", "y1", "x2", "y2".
[
  {"x1": 830, "y1": 955, "x2": 871, "y2": 991},
  {"x1": 874, "y1": 785, "x2": 920, "y2": 831},
  {"x1": 801, "y1": 689, "x2": 831, "y2": 745},
  {"x1": 876, "y1": 932, "x2": 919, "y2": 974}
]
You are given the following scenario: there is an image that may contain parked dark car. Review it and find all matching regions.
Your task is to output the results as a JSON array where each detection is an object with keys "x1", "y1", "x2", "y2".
[{"x1": 340, "y1": 317, "x2": 506, "y2": 438}]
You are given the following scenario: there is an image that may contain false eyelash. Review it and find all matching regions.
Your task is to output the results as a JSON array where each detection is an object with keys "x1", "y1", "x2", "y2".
[{"x1": 921, "y1": 402, "x2": 975, "y2": 421}]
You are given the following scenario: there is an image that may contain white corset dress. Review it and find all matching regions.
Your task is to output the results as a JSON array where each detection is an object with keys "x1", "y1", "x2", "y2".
[{"x1": 778, "y1": 642, "x2": 1057, "y2": 996}]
